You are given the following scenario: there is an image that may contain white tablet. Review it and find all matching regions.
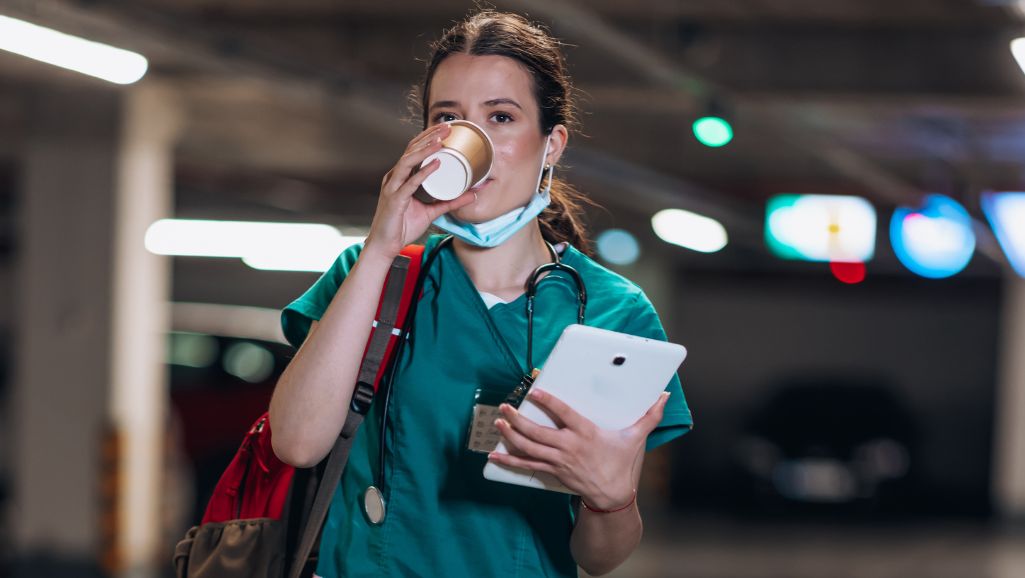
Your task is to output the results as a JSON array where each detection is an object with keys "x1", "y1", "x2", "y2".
[{"x1": 482, "y1": 324, "x2": 687, "y2": 493}]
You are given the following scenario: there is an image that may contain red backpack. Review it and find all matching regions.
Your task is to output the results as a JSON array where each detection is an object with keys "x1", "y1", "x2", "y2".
[{"x1": 175, "y1": 244, "x2": 425, "y2": 578}]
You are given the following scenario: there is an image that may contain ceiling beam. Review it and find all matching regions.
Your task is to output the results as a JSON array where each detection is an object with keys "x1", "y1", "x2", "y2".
[
  {"x1": 507, "y1": 0, "x2": 1009, "y2": 264},
  {"x1": 1, "y1": 0, "x2": 757, "y2": 244}
]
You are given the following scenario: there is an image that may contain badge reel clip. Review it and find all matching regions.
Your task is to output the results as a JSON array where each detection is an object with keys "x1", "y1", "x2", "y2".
[{"x1": 467, "y1": 371, "x2": 538, "y2": 455}]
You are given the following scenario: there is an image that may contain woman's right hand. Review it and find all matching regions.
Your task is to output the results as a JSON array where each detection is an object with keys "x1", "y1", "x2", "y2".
[{"x1": 364, "y1": 123, "x2": 476, "y2": 258}]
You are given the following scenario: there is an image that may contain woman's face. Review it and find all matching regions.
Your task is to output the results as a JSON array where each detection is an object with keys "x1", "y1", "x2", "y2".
[{"x1": 426, "y1": 53, "x2": 567, "y2": 223}]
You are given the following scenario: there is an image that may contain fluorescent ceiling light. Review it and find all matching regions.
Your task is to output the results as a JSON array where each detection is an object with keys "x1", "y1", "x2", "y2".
[
  {"x1": 144, "y1": 219, "x2": 365, "y2": 272},
  {"x1": 0, "y1": 15, "x2": 147, "y2": 84},
  {"x1": 651, "y1": 209, "x2": 728, "y2": 253}
]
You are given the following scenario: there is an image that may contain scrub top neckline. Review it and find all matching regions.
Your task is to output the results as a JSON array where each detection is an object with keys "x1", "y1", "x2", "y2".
[
  {"x1": 478, "y1": 290, "x2": 508, "y2": 309},
  {"x1": 433, "y1": 236, "x2": 584, "y2": 376},
  {"x1": 436, "y1": 240, "x2": 528, "y2": 377},
  {"x1": 436, "y1": 236, "x2": 590, "y2": 377},
  {"x1": 440, "y1": 239, "x2": 583, "y2": 311}
]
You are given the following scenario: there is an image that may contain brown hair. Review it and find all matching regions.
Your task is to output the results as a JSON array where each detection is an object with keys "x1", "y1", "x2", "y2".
[{"x1": 415, "y1": 10, "x2": 594, "y2": 254}]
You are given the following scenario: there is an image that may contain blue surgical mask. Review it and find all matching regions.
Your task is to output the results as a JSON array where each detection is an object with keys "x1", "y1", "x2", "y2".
[{"x1": 433, "y1": 135, "x2": 554, "y2": 248}]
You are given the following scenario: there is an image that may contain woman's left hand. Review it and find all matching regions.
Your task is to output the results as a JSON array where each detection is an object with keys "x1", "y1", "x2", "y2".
[{"x1": 489, "y1": 388, "x2": 670, "y2": 510}]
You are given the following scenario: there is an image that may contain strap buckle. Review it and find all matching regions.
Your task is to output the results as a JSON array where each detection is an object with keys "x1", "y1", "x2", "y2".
[{"x1": 350, "y1": 381, "x2": 375, "y2": 415}]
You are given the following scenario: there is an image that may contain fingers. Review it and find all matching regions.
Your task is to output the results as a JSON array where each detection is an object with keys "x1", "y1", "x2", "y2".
[
  {"x1": 383, "y1": 141, "x2": 444, "y2": 197},
  {"x1": 394, "y1": 157, "x2": 441, "y2": 199},
  {"x1": 630, "y1": 391, "x2": 670, "y2": 436},
  {"x1": 494, "y1": 418, "x2": 561, "y2": 464},
  {"x1": 406, "y1": 122, "x2": 450, "y2": 152},
  {"x1": 423, "y1": 190, "x2": 477, "y2": 221},
  {"x1": 497, "y1": 404, "x2": 563, "y2": 448},
  {"x1": 487, "y1": 448, "x2": 555, "y2": 475},
  {"x1": 525, "y1": 389, "x2": 587, "y2": 431},
  {"x1": 382, "y1": 124, "x2": 451, "y2": 198}
]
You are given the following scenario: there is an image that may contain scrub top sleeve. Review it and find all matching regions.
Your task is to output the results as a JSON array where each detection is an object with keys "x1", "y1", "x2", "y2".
[
  {"x1": 620, "y1": 291, "x2": 694, "y2": 451},
  {"x1": 280, "y1": 243, "x2": 364, "y2": 349}
]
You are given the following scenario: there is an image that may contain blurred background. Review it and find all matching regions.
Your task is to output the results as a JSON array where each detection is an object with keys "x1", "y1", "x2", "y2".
[{"x1": 1, "y1": 0, "x2": 1025, "y2": 577}]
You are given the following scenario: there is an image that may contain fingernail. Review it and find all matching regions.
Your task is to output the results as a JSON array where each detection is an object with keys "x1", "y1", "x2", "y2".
[
  {"x1": 494, "y1": 418, "x2": 506, "y2": 428},
  {"x1": 529, "y1": 389, "x2": 544, "y2": 400}
]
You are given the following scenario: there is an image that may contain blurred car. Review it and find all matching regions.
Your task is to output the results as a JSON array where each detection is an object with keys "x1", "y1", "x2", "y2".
[
  {"x1": 167, "y1": 303, "x2": 294, "y2": 524},
  {"x1": 731, "y1": 379, "x2": 918, "y2": 516}
]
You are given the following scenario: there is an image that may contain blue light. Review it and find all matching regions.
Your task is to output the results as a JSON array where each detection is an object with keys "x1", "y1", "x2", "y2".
[
  {"x1": 596, "y1": 229, "x2": 641, "y2": 265},
  {"x1": 982, "y1": 192, "x2": 1025, "y2": 278},
  {"x1": 890, "y1": 194, "x2": 975, "y2": 279}
]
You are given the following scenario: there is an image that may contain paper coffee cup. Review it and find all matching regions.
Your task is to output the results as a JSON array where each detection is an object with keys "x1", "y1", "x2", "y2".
[{"x1": 416, "y1": 120, "x2": 494, "y2": 202}]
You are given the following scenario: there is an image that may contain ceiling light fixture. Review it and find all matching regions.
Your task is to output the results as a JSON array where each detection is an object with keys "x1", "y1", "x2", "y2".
[
  {"x1": 765, "y1": 194, "x2": 877, "y2": 263},
  {"x1": 0, "y1": 15, "x2": 148, "y2": 84},
  {"x1": 651, "y1": 209, "x2": 728, "y2": 253},
  {"x1": 890, "y1": 194, "x2": 975, "y2": 279},
  {"x1": 982, "y1": 192, "x2": 1025, "y2": 278},
  {"x1": 692, "y1": 99, "x2": 734, "y2": 148},
  {"x1": 1011, "y1": 37, "x2": 1025, "y2": 76},
  {"x1": 144, "y1": 219, "x2": 364, "y2": 272}
]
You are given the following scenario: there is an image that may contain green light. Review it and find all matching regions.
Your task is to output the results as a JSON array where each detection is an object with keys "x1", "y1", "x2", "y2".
[
  {"x1": 765, "y1": 194, "x2": 804, "y2": 260},
  {"x1": 692, "y1": 116, "x2": 733, "y2": 147}
]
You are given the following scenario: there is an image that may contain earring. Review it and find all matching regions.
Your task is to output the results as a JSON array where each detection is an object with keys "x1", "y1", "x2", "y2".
[{"x1": 539, "y1": 163, "x2": 554, "y2": 193}]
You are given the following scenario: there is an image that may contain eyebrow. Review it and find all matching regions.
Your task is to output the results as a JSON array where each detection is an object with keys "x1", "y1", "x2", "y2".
[{"x1": 428, "y1": 98, "x2": 524, "y2": 111}]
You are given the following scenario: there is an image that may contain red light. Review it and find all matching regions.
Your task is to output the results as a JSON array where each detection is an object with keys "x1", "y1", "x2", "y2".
[{"x1": 830, "y1": 261, "x2": 866, "y2": 284}]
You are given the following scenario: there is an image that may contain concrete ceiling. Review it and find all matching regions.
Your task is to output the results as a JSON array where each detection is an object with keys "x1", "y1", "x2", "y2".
[{"x1": 0, "y1": 0, "x2": 1022, "y2": 274}]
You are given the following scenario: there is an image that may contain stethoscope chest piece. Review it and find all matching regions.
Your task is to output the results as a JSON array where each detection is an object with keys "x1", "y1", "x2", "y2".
[{"x1": 362, "y1": 485, "x2": 387, "y2": 525}]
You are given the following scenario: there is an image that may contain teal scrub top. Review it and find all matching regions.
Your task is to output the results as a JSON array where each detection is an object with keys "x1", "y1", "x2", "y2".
[{"x1": 281, "y1": 235, "x2": 692, "y2": 578}]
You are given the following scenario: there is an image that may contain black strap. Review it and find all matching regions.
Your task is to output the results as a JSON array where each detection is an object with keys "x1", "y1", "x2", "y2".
[
  {"x1": 287, "y1": 254, "x2": 411, "y2": 578},
  {"x1": 355, "y1": 256, "x2": 409, "y2": 394}
]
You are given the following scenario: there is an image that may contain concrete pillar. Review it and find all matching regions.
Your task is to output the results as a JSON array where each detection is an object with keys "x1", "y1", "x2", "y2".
[
  {"x1": 14, "y1": 84, "x2": 122, "y2": 575},
  {"x1": 994, "y1": 275, "x2": 1025, "y2": 519},
  {"x1": 109, "y1": 82, "x2": 179, "y2": 578},
  {"x1": 11, "y1": 80, "x2": 178, "y2": 577}
]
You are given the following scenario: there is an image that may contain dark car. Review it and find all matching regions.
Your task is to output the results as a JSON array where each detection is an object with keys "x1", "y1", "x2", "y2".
[{"x1": 731, "y1": 379, "x2": 918, "y2": 516}]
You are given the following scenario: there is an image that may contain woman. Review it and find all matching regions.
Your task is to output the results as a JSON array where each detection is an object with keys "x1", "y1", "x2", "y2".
[{"x1": 269, "y1": 10, "x2": 692, "y2": 577}]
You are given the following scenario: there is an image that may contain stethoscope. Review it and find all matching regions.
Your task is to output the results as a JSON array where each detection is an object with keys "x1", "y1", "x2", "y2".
[{"x1": 362, "y1": 234, "x2": 588, "y2": 524}]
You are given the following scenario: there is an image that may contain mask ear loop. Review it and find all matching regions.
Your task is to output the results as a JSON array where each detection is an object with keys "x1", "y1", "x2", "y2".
[
  {"x1": 536, "y1": 134, "x2": 554, "y2": 195},
  {"x1": 539, "y1": 163, "x2": 554, "y2": 195}
]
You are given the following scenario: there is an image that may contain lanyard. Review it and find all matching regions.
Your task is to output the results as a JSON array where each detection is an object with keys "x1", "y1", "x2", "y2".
[{"x1": 364, "y1": 235, "x2": 588, "y2": 525}]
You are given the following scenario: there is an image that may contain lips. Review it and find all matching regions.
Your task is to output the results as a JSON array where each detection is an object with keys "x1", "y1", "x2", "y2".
[{"x1": 470, "y1": 178, "x2": 493, "y2": 192}]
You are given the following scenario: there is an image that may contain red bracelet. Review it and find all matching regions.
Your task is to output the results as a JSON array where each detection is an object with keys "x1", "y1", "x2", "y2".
[{"x1": 580, "y1": 490, "x2": 637, "y2": 514}]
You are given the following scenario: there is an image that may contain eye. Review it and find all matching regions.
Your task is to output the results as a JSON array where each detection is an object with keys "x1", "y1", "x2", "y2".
[
  {"x1": 432, "y1": 112, "x2": 458, "y2": 124},
  {"x1": 490, "y1": 112, "x2": 514, "y2": 124}
]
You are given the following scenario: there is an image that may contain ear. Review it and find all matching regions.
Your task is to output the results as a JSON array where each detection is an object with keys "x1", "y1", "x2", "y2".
[{"x1": 545, "y1": 124, "x2": 569, "y2": 167}]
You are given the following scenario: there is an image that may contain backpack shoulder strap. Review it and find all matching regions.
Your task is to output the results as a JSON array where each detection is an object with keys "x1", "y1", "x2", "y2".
[{"x1": 356, "y1": 244, "x2": 426, "y2": 398}]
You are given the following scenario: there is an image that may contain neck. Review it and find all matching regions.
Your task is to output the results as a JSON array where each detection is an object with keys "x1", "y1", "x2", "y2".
[{"x1": 451, "y1": 221, "x2": 552, "y2": 296}]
